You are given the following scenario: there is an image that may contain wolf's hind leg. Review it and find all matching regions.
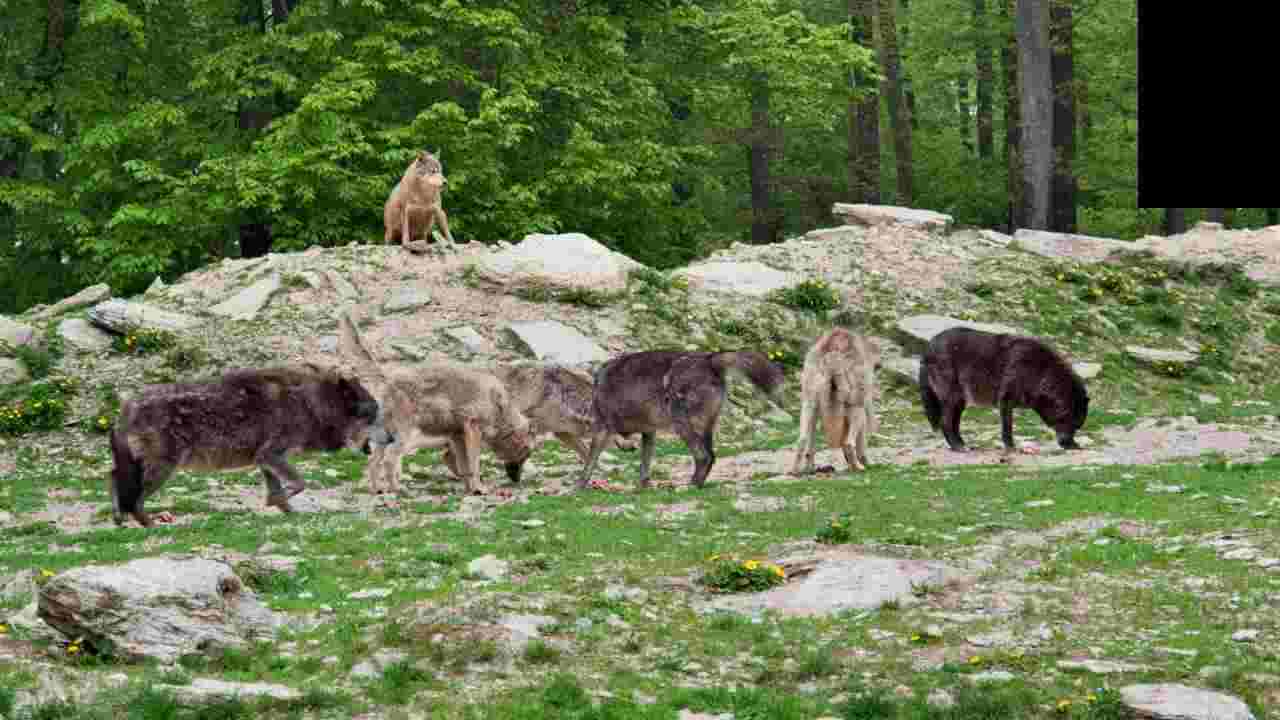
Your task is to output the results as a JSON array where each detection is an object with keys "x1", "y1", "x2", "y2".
[
  {"x1": 129, "y1": 461, "x2": 175, "y2": 527},
  {"x1": 637, "y1": 432, "x2": 656, "y2": 488},
  {"x1": 576, "y1": 426, "x2": 612, "y2": 490}
]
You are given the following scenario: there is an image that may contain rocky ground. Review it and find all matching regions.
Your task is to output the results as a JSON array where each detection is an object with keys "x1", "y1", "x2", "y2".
[{"x1": 0, "y1": 206, "x2": 1278, "y2": 719}]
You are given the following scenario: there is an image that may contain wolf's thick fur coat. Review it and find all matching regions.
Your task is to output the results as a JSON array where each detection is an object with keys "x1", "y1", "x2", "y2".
[
  {"x1": 578, "y1": 350, "x2": 786, "y2": 490},
  {"x1": 382, "y1": 150, "x2": 455, "y2": 248},
  {"x1": 109, "y1": 365, "x2": 384, "y2": 527},
  {"x1": 791, "y1": 328, "x2": 881, "y2": 474},
  {"x1": 441, "y1": 363, "x2": 637, "y2": 479},
  {"x1": 338, "y1": 311, "x2": 534, "y2": 495},
  {"x1": 919, "y1": 327, "x2": 1089, "y2": 452}
]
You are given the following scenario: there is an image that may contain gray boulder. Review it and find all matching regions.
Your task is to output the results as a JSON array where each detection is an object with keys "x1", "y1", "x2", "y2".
[
  {"x1": 894, "y1": 314, "x2": 1025, "y2": 354},
  {"x1": 0, "y1": 358, "x2": 29, "y2": 386},
  {"x1": 0, "y1": 317, "x2": 36, "y2": 348},
  {"x1": 37, "y1": 556, "x2": 285, "y2": 664},
  {"x1": 32, "y1": 283, "x2": 112, "y2": 320},
  {"x1": 832, "y1": 203, "x2": 954, "y2": 233},
  {"x1": 88, "y1": 299, "x2": 203, "y2": 334},
  {"x1": 1119, "y1": 683, "x2": 1255, "y2": 720},
  {"x1": 58, "y1": 318, "x2": 114, "y2": 353},
  {"x1": 506, "y1": 320, "x2": 607, "y2": 366},
  {"x1": 208, "y1": 273, "x2": 282, "y2": 321},
  {"x1": 673, "y1": 260, "x2": 801, "y2": 298},
  {"x1": 475, "y1": 232, "x2": 644, "y2": 294},
  {"x1": 1012, "y1": 229, "x2": 1147, "y2": 264}
]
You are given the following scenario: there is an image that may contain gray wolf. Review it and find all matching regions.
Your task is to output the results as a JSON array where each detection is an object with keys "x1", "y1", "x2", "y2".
[
  {"x1": 919, "y1": 327, "x2": 1088, "y2": 452},
  {"x1": 109, "y1": 365, "x2": 388, "y2": 527},
  {"x1": 440, "y1": 363, "x2": 638, "y2": 481},
  {"x1": 382, "y1": 149, "x2": 455, "y2": 249},
  {"x1": 577, "y1": 350, "x2": 787, "y2": 490},
  {"x1": 338, "y1": 311, "x2": 534, "y2": 495},
  {"x1": 791, "y1": 328, "x2": 881, "y2": 475}
]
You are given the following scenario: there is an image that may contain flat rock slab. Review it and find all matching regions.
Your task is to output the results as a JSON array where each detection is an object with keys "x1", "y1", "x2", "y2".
[
  {"x1": 1126, "y1": 346, "x2": 1198, "y2": 366},
  {"x1": 58, "y1": 318, "x2": 113, "y2": 353},
  {"x1": 0, "y1": 317, "x2": 36, "y2": 348},
  {"x1": 33, "y1": 283, "x2": 112, "y2": 320},
  {"x1": 89, "y1": 299, "x2": 203, "y2": 334},
  {"x1": 506, "y1": 320, "x2": 607, "y2": 365},
  {"x1": 673, "y1": 260, "x2": 802, "y2": 298},
  {"x1": 883, "y1": 357, "x2": 922, "y2": 385},
  {"x1": 703, "y1": 549, "x2": 973, "y2": 617},
  {"x1": 209, "y1": 273, "x2": 282, "y2": 321},
  {"x1": 1120, "y1": 683, "x2": 1256, "y2": 720},
  {"x1": 475, "y1": 232, "x2": 644, "y2": 294},
  {"x1": 0, "y1": 358, "x2": 30, "y2": 386},
  {"x1": 382, "y1": 288, "x2": 432, "y2": 314},
  {"x1": 161, "y1": 678, "x2": 302, "y2": 705},
  {"x1": 446, "y1": 325, "x2": 493, "y2": 354},
  {"x1": 832, "y1": 203, "x2": 954, "y2": 233},
  {"x1": 37, "y1": 556, "x2": 284, "y2": 664},
  {"x1": 1013, "y1": 229, "x2": 1147, "y2": 263},
  {"x1": 1058, "y1": 659, "x2": 1151, "y2": 674},
  {"x1": 894, "y1": 314, "x2": 1025, "y2": 354}
]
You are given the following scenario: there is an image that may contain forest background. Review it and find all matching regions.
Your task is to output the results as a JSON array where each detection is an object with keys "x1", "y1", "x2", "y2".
[{"x1": 0, "y1": 0, "x2": 1197, "y2": 315}]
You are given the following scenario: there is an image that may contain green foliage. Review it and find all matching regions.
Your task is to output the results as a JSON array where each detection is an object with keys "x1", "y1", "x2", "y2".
[
  {"x1": 163, "y1": 343, "x2": 209, "y2": 373},
  {"x1": 0, "y1": 376, "x2": 77, "y2": 436},
  {"x1": 111, "y1": 326, "x2": 177, "y2": 355},
  {"x1": 701, "y1": 554, "x2": 787, "y2": 593},
  {"x1": 768, "y1": 279, "x2": 841, "y2": 317},
  {"x1": 82, "y1": 382, "x2": 121, "y2": 435},
  {"x1": 815, "y1": 513, "x2": 854, "y2": 545}
]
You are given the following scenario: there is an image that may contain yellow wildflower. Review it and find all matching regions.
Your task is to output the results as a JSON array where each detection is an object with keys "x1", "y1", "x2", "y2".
[
  {"x1": 1086, "y1": 694, "x2": 1098, "y2": 703},
  {"x1": 770, "y1": 565, "x2": 785, "y2": 578},
  {"x1": 41, "y1": 570, "x2": 54, "y2": 578},
  {"x1": 0, "y1": 624, "x2": 7, "y2": 633},
  {"x1": 743, "y1": 560, "x2": 759, "y2": 571},
  {"x1": 67, "y1": 644, "x2": 79, "y2": 655},
  {"x1": 911, "y1": 634, "x2": 921, "y2": 641},
  {"x1": 708, "y1": 554, "x2": 721, "y2": 562},
  {"x1": 1055, "y1": 699, "x2": 1071, "y2": 712},
  {"x1": 968, "y1": 655, "x2": 982, "y2": 665}
]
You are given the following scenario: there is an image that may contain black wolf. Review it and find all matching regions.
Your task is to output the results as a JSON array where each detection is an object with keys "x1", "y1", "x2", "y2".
[
  {"x1": 919, "y1": 327, "x2": 1088, "y2": 452},
  {"x1": 577, "y1": 350, "x2": 787, "y2": 490},
  {"x1": 109, "y1": 365, "x2": 388, "y2": 527}
]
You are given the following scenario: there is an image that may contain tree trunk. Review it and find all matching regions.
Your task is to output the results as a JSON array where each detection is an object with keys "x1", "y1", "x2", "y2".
[
  {"x1": 1163, "y1": 208, "x2": 1185, "y2": 236},
  {"x1": 975, "y1": 0, "x2": 994, "y2": 159},
  {"x1": 1267, "y1": 208, "x2": 1278, "y2": 227},
  {"x1": 1016, "y1": 0, "x2": 1052, "y2": 230},
  {"x1": 1078, "y1": 71, "x2": 1091, "y2": 144},
  {"x1": 900, "y1": 0, "x2": 917, "y2": 133},
  {"x1": 1048, "y1": 0, "x2": 1075, "y2": 233},
  {"x1": 847, "y1": 0, "x2": 880, "y2": 204},
  {"x1": 235, "y1": 0, "x2": 292, "y2": 259},
  {"x1": 1205, "y1": 208, "x2": 1225, "y2": 224},
  {"x1": 957, "y1": 75, "x2": 972, "y2": 155},
  {"x1": 748, "y1": 74, "x2": 777, "y2": 244},
  {"x1": 1001, "y1": 0, "x2": 1021, "y2": 231},
  {"x1": 879, "y1": 0, "x2": 912, "y2": 204}
]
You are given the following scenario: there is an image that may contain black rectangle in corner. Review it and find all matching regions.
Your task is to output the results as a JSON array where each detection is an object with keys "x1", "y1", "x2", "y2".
[{"x1": 1138, "y1": 2, "x2": 1278, "y2": 208}]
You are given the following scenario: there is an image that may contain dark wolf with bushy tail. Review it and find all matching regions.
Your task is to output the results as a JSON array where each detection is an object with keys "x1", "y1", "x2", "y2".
[
  {"x1": 577, "y1": 350, "x2": 787, "y2": 490},
  {"x1": 919, "y1": 327, "x2": 1088, "y2": 453},
  {"x1": 109, "y1": 365, "x2": 388, "y2": 527}
]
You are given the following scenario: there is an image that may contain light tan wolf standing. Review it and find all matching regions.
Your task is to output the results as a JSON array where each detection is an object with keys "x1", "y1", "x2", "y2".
[
  {"x1": 336, "y1": 310, "x2": 534, "y2": 495},
  {"x1": 382, "y1": 149, "x2": 456, "y2": 251},
  {"x1": 790, "y1": 327, "x2": 882, "y2": 475},
  {"x1": 440, "y1": 363, "x2": 638, "y2": 481}
]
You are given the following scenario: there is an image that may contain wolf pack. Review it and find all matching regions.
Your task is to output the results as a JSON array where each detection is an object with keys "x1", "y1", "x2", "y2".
[{"x1": 106, "y1": 150, "x2": 1091, "y2": 528}]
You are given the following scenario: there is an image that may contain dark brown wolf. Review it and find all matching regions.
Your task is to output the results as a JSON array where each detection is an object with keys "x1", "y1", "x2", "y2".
[
  {"x1": 382, "y1": 149, "x2": 455, "y2": 249},
  {"x1": 577, "y1": 350, "x2": 787, "y2": 490},
  {"x1": 919, "y1": 327, "x2": 1088, "y2": 452},
  {"x1": 109, "y1": 365, "x2": 388, "y2": 527}
]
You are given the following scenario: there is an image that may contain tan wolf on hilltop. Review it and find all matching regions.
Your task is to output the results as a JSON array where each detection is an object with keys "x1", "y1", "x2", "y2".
[
  {"x1": 441, "y1": 363, "x2": 638, "y2": 481},
  {"x1": 382, "y1": 149, "x2": 456, "y2": 250},
  {"x1": 109, "y1": 365, "x2": 389, "y2": 527},
  {"x1": 790, "y1": 327, "x2": 882, "y2": 475},
  {"x1": 337, "y1": 310, "x2": 534, "y2": 495}
]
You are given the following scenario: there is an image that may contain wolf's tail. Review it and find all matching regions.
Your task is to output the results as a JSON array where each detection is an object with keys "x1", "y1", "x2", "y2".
[
  {"x1": 711, "y1": 351, "x2": 781, "y2": 402},
  {"x1": 109, "y1": 426, "x2": 143, "y2": 526},
  {"x1": 919, "y1": 358, "x2": 943, "y2": 431}
]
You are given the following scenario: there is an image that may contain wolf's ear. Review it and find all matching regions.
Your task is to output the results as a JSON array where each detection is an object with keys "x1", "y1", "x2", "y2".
[{"x1": 337, "y1": 309, "x2": 384, "y2": 381}]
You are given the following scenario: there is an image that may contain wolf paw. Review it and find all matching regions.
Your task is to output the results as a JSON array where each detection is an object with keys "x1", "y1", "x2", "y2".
[{"x1": 154, "y1": 511, "x2": 176, "y2": 524}]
